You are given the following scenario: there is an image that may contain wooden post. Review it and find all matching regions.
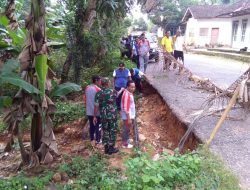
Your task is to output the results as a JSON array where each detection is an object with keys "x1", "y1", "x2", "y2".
[{"x1": 206, "y1": 86, "x2": 240, "y2": 146}]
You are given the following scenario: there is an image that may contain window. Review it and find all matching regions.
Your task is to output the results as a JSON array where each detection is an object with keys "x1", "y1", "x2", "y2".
[
  {"x1": 189, "y1": 28, "x2": 194, "y2": 37},
  {"x1": 241, "y1": 19, "x2": 248, "y2": 42},
  {"x1": 199, "y1": 28, "x2": 209, "y2": 36},
  {"x1": 232, "y1": 21, "x2": 239, "y2": 41}
]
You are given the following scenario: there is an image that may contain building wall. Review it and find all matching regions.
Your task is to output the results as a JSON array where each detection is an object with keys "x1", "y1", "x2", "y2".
[
  {"x1": 184, "y1": 17, "x2": 232, "y2": 47},
  {"x1": 231, "y1": 15, "x2": 250, "y2": 49}
]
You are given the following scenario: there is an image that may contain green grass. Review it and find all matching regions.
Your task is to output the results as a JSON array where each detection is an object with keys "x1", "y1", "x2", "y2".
[
  {"x1": 0, "y1": 171, "x2": 53, "y2": 190},
  {"x1": 53, "y1": 101, "x2": 86, "y2": 127},
  {"x1": 59, "y1": 147, "x2": 240, "y2": 190},
  {"x1": 0, "y1": 146, "x2": 240, "y2": 190}
]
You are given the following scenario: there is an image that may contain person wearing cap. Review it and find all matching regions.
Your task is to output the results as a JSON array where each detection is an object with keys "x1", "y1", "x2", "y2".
[
  {"x1": 84, "y1": 75, "x2": 102, "y2": 146},
  {"x1": 94, "y1": 78, "x2": 119, "y2": 155},
  {"x1": 161, "y1": 31, "x2": 173, "y2": 71},
  {"x1": 113, "y1": 62, "x2": 131, "y2": 110}
]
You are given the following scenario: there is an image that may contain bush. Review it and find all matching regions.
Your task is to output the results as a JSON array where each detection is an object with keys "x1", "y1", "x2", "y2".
[
  {"x1": 53, "y1": 102, "x2": 85, "y2": 127},
  {"x1": 0, "y1": 171, "x2": 53, "y2": 190},
  {"x1": 58, "y1": 154, "x2": 122, "y2": 190},
  {"x1": 48, "y1": 48, "x2": 67, "y2": 78},
  {"x1": 58, "y1": 148, "x2": 240, "y2": 190},
  {"x1": 0, "y1": 148, "x2": 240, "y2": 190},
  {"x1": 120, "y1": 148, "x2": 240, "y2": 190},
  {"x1": 122, "y1": 151, "x2": 202, "y2": 189}
]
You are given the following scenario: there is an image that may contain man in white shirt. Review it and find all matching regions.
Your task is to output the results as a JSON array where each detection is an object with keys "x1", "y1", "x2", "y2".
[{"x1": 173, "y1": 30, "x2": 186, "y2": 64}]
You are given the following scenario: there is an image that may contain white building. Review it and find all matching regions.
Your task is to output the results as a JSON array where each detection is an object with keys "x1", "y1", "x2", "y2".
[{"x1": 181, "y1": 0, "x2": 250, "y2": 49}]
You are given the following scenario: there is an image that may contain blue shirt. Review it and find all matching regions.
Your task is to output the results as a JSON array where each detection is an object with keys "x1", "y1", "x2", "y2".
[
  {"x1": 113, "y1": 68, "x2": 130, "y2": 88},
  {"x1": 131, "y1": 68, "x2": 143, "y2": 81}
]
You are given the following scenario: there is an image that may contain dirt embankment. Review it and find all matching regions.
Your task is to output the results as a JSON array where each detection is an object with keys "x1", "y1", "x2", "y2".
[
  {"x1": 137, "y1": 83, "x2": 198, "y2": 153},
  {"x1": 0, "y1": 83, "x2": 199, "y2": 177}
]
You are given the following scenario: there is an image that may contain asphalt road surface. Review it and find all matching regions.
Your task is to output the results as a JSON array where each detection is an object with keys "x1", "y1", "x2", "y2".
[{"x1": 184, "y1": 53, "x2": 249, "y2": 89}]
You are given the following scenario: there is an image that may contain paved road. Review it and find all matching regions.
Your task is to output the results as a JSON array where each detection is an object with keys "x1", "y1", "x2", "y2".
[
  {"x1": 184, "y1": 53, "x2": 249, "y2": 89},
  {"x1": 147, "y1": 53, "x2": 250, "y2": 189}
]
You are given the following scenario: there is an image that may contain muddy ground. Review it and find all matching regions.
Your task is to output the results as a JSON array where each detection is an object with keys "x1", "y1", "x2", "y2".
[{"x1": 0, "y1": 83, "x2": 198, "y2": 178}]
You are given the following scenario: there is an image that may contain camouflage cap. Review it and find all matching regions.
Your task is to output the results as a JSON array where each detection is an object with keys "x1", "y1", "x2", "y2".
[{"x1": 101, "y1": 77, "x2": 110, "y2": 86}]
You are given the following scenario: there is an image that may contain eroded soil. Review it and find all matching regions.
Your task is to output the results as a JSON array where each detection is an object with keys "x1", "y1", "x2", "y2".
[{"x1": 0, "y1": 83, "x2": 198, "y2": 178}]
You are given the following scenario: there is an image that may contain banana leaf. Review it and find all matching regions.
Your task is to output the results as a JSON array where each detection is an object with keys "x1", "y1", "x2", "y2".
[
  {"x1": 0, "y1": 16, "x2": 9, "y2": 27},
  {"x1": 0, "y1": 96, "x2": 12, "y2": 108},
  {"x1": 0, "y1": 74, "x2": 40, "y2": 94},
  {"x1": 8, "y1": 28, "x2": 26, "y2": 46},
  {"x1": 0, "y1": 28, "x2": 9, "y2": 34},
  {"x1": 50, "y1": 82, "x2": 82, "y2": 97},
  {"x1": 0, "y1": 40, "x2": 10, "y2": 49},
  {"x1": 35, "y1": 54, "x2": 48, "y2": 98},
  {"x1": 0, "y1": 59, "x2": 19, "y2": 74}
]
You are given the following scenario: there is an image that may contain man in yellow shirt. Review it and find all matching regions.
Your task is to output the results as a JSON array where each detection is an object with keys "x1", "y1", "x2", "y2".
[{"x1": 161, "y1": 31, "x2": 173, "y2": 71}]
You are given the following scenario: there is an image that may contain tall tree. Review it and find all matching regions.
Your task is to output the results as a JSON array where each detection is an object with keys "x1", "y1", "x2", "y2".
[
  {"x1": 60, "y1": 0, "x2": 133, "y2": 84},
  {"x1": 142, "y1": 0, "x2": 200, "y2": 28},
  {"x1": 133, "y1": 17, "x2": 148, "y2": 31}
]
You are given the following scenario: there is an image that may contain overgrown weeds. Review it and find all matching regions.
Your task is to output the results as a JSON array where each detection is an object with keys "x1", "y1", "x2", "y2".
[
  {"x1": 58, "y1": 147, "x2": 240, "y2": 190},
  {"x1": 0, "y1": 147, "x2": 240, "y2": 190},
  {"x1": 53, "y1": 102, "x2": 85, "y2": 127},
  {"x1": 0, "y1": 171, "x2": 53, "y2": 190}
]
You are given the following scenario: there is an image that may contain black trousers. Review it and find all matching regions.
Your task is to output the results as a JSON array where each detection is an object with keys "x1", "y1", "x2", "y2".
[
  {"x1": 88, "y1": 116, "x2": 101, "y2": 143},
  {"x1": 174, "y1": 50, "x2": 184, "y2": 63},
  {"x1": 115, "y1": 87, "x2": 124, "y2": 111},
  {"x1": 132, "y1": 55, "x2": 140, "y2": 69},
  {"x1": 133, "y1": 78, "x2": 142, "y2": 93}
]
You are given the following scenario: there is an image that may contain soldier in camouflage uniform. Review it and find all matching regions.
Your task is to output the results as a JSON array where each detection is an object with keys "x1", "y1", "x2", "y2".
[{"x1": 93, "y1": 78, "x2": 119, "y2": 155}]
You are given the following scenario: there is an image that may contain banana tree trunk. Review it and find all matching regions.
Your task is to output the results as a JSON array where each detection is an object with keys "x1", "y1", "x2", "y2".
[
  {"x1": 30, "y1": 0, "x2": 47, "y2": 156},
  {"x1": 31, "y1": 111, "x2": 43, "y2": 152},
  {"x1": 4, "y1": 0, "x2": 58, "y2": 167}
]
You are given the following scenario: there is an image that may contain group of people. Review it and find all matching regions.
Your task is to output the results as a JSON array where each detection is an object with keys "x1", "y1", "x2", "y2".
[
  {"x1": 85, "y1": 30, "x2": 185, "y2": 155},
  {"x1": 84, "y1": 63, "x2": 146, "y2": 155},
  {"x1": 122, "y1": 30, "x2": 186, "y2": 74},
  {"x1": 121, "y1": 33, "x2": 150, "y2": 73},
  {"x1": 161, "y1": 30, "x2": 186, "y2": 71}
]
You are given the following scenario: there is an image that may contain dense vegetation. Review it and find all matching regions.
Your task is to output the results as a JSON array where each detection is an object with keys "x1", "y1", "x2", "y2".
[
  {"x1": 0, "y1": 0, "x2": 242, "y2": 189},
  {"x1": 0, "y1": 148, "x2": 240, "y2": 190}
]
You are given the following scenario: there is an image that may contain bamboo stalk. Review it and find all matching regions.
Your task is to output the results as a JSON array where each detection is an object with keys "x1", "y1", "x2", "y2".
[{"x1": 206, "y1": 86, "x2": 240, "y2": 146}]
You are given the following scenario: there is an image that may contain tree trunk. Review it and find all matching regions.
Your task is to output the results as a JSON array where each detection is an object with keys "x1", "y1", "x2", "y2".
[
  {"x1": 60, "y1": 0, "x2": 97, "y2": 83},
  {"x1": 31, "y1": 111, "x2": 43, "y2": 152},
  {"x1": 60, "y1": 52, "x2": 72, "y2": 84},
  {"x1": 18, "y1": 125, "x2": 29, "y2": 164},
  {"x1": 4, "y1": 0, "x2": 58, "y2": 166}
]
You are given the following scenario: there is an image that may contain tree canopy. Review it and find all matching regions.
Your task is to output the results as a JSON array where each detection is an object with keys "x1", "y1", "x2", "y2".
[{"x1": 133, "y1": 17, "x2": 148, "y2": 31}]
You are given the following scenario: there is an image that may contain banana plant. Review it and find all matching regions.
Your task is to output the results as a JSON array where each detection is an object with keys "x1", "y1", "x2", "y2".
[
  {"x1": 0, "y1": 15, "x2": 26, "y2": 54},
  {"x1": 0, "y1": 59, "x2": 81, "y2": 108},
  {"x1": 0, "y1": 10, "x2": 66, "y2": 55},
  {"x1": 3, "y1": 0, "x2": 78, "y2": 166}
]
